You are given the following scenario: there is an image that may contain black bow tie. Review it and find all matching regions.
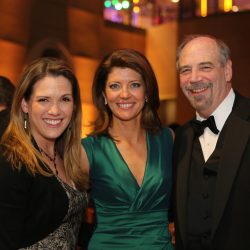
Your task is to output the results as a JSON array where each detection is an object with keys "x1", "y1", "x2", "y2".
[{"x1": 191, "y1": 116, "x2": 219, "y2": 137}]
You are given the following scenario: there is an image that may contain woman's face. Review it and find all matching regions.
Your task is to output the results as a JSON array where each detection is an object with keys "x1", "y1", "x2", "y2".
[
  {"x1": 21, "y1": 75, "x2": 74, "y2": 145},
  {"x1": 104, "y1": 67, "x2": 146, "y2": 123}
]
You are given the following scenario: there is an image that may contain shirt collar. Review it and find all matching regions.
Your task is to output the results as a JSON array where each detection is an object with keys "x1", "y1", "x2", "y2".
[{"x1": 196, "y1": 88, "x2": 235, "y2": 131}]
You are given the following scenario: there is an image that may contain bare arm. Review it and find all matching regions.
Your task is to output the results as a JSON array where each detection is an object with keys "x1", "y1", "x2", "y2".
[{"x1": 80, "y1": 145, "x2": 90, "y2": 176}]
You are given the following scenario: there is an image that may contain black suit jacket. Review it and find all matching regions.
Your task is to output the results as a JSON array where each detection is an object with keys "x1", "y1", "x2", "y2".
[
  {"x1": 173, "y1": 93, "x2": 250, "y2": 250},
  {"x1": 0, "y1": 150, "x2": 69, "y2": 249}
]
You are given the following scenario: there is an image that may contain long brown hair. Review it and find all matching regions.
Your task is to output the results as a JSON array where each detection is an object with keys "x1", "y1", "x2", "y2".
[
  {"x1": 91, "y1": 48, "x2": 162, "y2": 137},
  {"x1": 1, "y1": 57, "x2": 87, "y2": 189}
]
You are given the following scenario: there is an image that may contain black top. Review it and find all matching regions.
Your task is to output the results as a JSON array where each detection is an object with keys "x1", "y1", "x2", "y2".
[{"x1": 0, "y1": 149, "x2": 69, "y2": 249}]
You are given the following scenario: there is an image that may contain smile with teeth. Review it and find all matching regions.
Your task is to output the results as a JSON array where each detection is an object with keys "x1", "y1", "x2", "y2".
[
  {"x1": 117, "y1": 103, "x2": 133, "y2": 109},
  {"x1": 190, "y1": 87, "x2": 207, "y2": 93},
  {"x1": 186, "y1": 82, "x2": 212, "y2": 94},
  {"x1": 44, "y1": 119, "x2": 62, "y2": 125}
]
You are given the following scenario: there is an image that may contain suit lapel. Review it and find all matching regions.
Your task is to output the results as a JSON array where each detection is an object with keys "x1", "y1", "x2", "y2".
[
  {"x1": 176, "y1": 123, "x2": 195, "y2": 247},
  {"x1": 211, "y1": 107, "x2": 250, "y2": 239}
]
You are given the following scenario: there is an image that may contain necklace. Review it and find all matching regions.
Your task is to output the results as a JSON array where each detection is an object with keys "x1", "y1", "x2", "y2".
[{"x1": 39, "y1": 147, "x2": 58, "y2": 175}]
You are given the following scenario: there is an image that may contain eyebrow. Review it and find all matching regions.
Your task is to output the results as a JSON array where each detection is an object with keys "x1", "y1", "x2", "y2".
[
  {"x1": 199, "y1": 62, "x2": 214, "y2": 66},
  {"x1": 179, "y1": 61, "x2": 214, "y2": 69},
  {"x1": 35, "y1": 93, "x2": 73, "y2": 98}
]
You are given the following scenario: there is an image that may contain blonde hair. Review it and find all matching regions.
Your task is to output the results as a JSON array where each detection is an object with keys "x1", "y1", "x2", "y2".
[{"x1": 1, "y1": 57, "x2": 87, "y2": 190}]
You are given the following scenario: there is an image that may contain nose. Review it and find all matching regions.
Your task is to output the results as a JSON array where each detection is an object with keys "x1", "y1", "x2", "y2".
[
  {"x1": 48, "y1": 102, "x2": 60, "y2": 115},
  {"x1": 190, "y1": 69, "x2": 202, "y2": 83},
  {"x1": 120, "y1": 86, "x2": 131, "y2": 99}
]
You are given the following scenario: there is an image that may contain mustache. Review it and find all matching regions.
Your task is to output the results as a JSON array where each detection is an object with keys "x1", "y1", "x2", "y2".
[{"x1": 185, "y1": 82, "x2": 212, "y2": 91}]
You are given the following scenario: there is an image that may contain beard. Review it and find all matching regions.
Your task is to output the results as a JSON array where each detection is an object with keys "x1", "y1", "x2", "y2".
[{"x1": 183, "y1": 81, "x2": 213, "y2": 112}]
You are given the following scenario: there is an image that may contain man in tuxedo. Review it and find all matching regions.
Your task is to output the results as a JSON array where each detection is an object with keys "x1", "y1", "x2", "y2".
[
  {"x1": 0, "y1": 76, "x2": 15, "y2": 138},
  {"x1": 173, "y1": 34, "x2": 250, "y2": 250}
]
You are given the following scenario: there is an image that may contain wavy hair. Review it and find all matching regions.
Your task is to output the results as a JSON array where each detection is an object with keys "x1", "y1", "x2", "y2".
[
  {"x1": 90, "y1": 48, "x2": 162, "y2": 137},
  {"x1": 1, "y1": 57, "x2": 87, "y2": 190}
]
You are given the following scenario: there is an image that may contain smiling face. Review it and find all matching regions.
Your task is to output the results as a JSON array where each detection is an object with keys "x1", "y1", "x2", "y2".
[
  {"x1": 178, "y1": 37, "x2": 232, "y2": 118},
  {"x1": 105, "y1": 67, "x2": 146, "y2": 123},
  {"x1": 21, "y1": 75, "x2": 74, "y2": 145}
]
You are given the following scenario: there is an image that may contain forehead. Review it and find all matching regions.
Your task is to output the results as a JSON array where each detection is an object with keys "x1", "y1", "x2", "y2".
[
  {"x1": 32, "y1": 75, "x2": 72, "y2": 95},
  {"x1": 108, "y1": 67, "x2": 142, "y2": 80},
  {"x1": 179, "y1": 37, "x2": 220, "y2": 66}
]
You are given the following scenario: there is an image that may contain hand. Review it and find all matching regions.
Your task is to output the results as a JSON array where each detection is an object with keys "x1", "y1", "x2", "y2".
[{"x1": 169, "y1": 222, "x2": 175, "y2": 245}]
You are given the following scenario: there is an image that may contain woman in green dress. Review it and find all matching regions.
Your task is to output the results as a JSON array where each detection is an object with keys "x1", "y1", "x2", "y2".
[{"x1": 81, "y1": 48, "x2": 174, "y2": 250}]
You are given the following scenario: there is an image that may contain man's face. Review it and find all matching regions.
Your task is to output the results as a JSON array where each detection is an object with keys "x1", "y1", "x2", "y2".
[{"x1": 178, "y1": 37, "x2": 232, "y2": 118}]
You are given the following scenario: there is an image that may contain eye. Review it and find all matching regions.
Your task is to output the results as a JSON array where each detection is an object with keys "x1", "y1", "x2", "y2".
[
  {"x1": 109, "y1": 83, "x2": 120, "y2": 90},
  {"x1": 200, "y1": 65, "x2": 213, "y2": 72},
  {"x1": 37, "y1": 98, "x2": 49, "y2": 102},
  {"x1": 62, "y1": 96, "x2": 72, "y2": 102},
  {"x1": 179, "y1": 67, "x2": 191, "y2": 75},
  {"x1": 130, "y1": 82, "x2": 141, "y2": 88}
]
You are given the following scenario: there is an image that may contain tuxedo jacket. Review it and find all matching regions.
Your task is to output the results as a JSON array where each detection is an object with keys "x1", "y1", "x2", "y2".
[
  {"x1": 0, "y1": 149, "x2": 69, "y2": 249},
  {"x1": 173, "y1": 93, "x2": 250, "y2": 250}
]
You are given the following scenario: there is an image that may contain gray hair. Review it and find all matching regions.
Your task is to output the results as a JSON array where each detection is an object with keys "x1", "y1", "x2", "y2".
[{"x1": 176, "y1": 34, "x2": 231, "y2": 70}]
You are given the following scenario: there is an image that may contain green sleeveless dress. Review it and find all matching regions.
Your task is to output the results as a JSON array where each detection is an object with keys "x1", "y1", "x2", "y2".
[{"x1": 81, "y1": 128, "x2": 174, "y2": 250}]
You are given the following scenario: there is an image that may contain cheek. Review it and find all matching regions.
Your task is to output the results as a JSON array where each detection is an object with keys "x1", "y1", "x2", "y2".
[
  {"x1": 64, "y1": 103, "x2": 74, "y2": 117},
  {"x1": 179, "y1": 75, "x2": 188, "y2": 88},
  {"x1": 180, "y1": 81, "x2": 187, "y2": 91},
  {"x1": 106, "y1": 92, "x2": 117, "y2": 102},
  {"x1": 29, "y1": 104, "x2": 44, "y2": 117},
  {"x1": 138, "y1": 91, "x2": 146, "y2": 100}
]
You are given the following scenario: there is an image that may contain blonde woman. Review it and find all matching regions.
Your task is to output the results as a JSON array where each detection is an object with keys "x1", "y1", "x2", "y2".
[{"x1": 0, "y1": 57, "x2": 88, "y2": 249}]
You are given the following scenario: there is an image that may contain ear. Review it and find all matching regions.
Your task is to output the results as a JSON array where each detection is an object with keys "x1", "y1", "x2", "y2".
[
  {"x1": 21, "y1": 98, "x2": 29, "y2": 113},
  {"x1": 224, "y1": 59, "x2": 232, "y2": 83}
]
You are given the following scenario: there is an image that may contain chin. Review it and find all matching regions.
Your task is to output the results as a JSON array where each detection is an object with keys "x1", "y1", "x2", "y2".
[{"x1": 44, "y1": 132, "x2": 64, "y2": 140}]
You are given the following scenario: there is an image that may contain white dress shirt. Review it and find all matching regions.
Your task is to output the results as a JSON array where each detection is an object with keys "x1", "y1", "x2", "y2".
[{"x1": 197, "y1": 89, "x2": 235, "y2": 162}]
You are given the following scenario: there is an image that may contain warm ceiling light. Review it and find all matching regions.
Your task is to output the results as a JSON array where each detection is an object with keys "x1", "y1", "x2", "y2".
[
  {"x1": 201, "y1": 0, "x2": 208, "y2": 17},
  {"x1": 224, "y1": 0, "x2": 232, "y2": 12},
  {"x1": 133, "y1": 6, "x2": 140, "y2": 13},
  {"x1": 232, "y1": 5, "x2": 239, "y2": 12}
]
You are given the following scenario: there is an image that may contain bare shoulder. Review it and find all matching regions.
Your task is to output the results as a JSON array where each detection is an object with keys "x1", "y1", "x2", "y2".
[{"x1": 80, "y1": 145, "x2": 90, "y2": 175}]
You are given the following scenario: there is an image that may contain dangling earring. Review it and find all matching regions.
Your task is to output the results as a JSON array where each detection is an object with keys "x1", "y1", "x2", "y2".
[
  {"x1": 24, "y1": 113, "x2": 28, "y2": 129},
  {"x1": 102, "y1": 92, "x2": 107, "y2": 105}
]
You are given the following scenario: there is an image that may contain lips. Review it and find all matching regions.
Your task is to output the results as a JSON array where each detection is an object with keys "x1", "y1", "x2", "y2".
[
  {"x1": 44, "y1": 119, "x2": 62, "y2": 125},
  {"x1": 190, "y1": 87, "x2": 208, "y2": 94},
  {"x1": 117, "y1": 103, "x2": 133, "y2": 109},
  {"x1": 186, "y1": 82, "x2": 212, "y2": 95}
]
